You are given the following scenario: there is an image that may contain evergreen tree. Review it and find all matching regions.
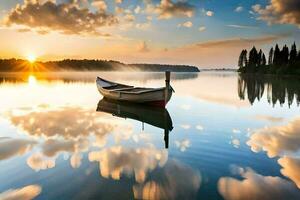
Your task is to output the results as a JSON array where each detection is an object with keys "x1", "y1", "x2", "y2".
[
  {"x1": 273, "y1": 44, "x2": 280, "y2": 65},
  {"x1": 258, "y1": 49, "x2": 263, "y2": 66},
  {"x1": 249, "y1": 46, "x2": 258, "y2": 67},
  {"x1": 268, "y1": 47, "x2": 274, "y2": 65},
  {"x1": 281, "y1": 45, "x2": 289, "y2": 65},
  {"x1": 262, "y1": 53, "x2": 266, "y2": 66},
  {"x1": 290, "y1": 42, "x2": 297, "y2": 64},
  {"x1": 238, "y1": 50, "x2": 244, "y2": 68},
  {"x1": 243, "y1": 50, "x2": 248, "y2": 67}
]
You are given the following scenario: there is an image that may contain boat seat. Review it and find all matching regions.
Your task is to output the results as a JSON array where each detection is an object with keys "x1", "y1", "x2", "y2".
[{"x1": 109, "y1": 87, "x2": 135, "y2": 91}]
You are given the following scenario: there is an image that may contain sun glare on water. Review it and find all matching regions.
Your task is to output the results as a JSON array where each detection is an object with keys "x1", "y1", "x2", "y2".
[{"x1": 28, "y1": 75, "x2": 37, "y2": 85}]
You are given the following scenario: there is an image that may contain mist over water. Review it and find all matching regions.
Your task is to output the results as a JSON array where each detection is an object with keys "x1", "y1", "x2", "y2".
[{"x1": 0, "y1": 72, "x2": 299, "y2": 200}]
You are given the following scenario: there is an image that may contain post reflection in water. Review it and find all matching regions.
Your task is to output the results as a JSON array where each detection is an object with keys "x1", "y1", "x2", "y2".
[
  {"x1": 96, "y1": 98, "x2": 173, "y2": 149},
  {"x1": 238, "y1": 74, "x2": 300, "y2": 106}
]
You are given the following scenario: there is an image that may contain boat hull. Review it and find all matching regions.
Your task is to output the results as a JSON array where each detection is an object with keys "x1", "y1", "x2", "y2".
[{"x1": 97, "y1": 79, "x2": 173, "y2": 107}]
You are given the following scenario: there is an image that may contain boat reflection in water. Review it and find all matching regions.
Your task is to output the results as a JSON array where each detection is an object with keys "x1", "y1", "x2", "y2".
[{"x1": 97, "y1": 98, "x2": 173, "y2": 148}]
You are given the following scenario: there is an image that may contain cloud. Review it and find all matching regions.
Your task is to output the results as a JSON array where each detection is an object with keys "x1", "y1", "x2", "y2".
[
  {"x1": 175, "y1": 139, "x2": 190, "y2": 152},
  {"x1": 226, "y1": 24, "x2": 258, "y2": 29},
  {"x1": 177, "y1": 21, "x2": 193, "y2": 28},
  {"x1": 137, "y1": 41, "x2": 150, "y2": 53},
  {"x1": 156, "y1": 34, "x2": 289, "y2": 67},
  {"x1": 218, "y1": 167, "x2": 300, "y2": 200},
  {"x1": 133, "y1": 159, "x2": 201, "y2": 200},
  {"x1": 232, "y1": 128, "x2": 241, "y2": 134},
  {"x1": 196, "y1": 125, "x2": 204, "y2": 131},
  {"x1": 247, "y1": 117, "x2": 300, "y2": 158},
  {"x1": 0, "y1": 137, "x2": 36, "y2": 161},
  {"x1": 252, "y1": 0, "x2": 300, "y2": 27},
  {"x1": 134, "y1": 6, "x2": 141, "y2": 14},
  {"x1": 278, "y1": 156, "x2": 300, "y2": 189},
  {"x1": 27, "y1": 153, "x2": 55, "y2": 171},
  {"x1": 150, "y1": 0, "x2": 195, "y2": 19},
  {"x1": 0, "y1": 185, "x2": 42, "y2": 200},
  {"x1": 159, "y1": 34, "x2": 289, "y2": 67},
  {"x1": 235, "y1": 6, "x2": 243, "y2": 12},
  {"x1": 254, "y1": 115, "x2": 284, "y2": 123},
  {"x1": 124, "y1": 14, "x2": 136, "y2": 22},
  {"x1": 198, "y1": 26, "x2": 206, "y2": 32},
  {"x1": 92, "y1": 0, "x2": 107, "y2": 11},
  {"x1": 206, "y1": 11, "x2": 214, "y2": 17},
  {"x1": 135, "y1": 22, "x2": 151, "y2": 30},
  {"x1": 5, "y1": 0, "x2": 118, "y2": 36},
  {"x1": 89, "y1": 146, "x2": 168, "y2": 183},
  {"x1": 191, "y1": 35, "x2": 287, "y2": 49},
  {"x1": 231, "y1": 138, "x2": 240, "y2": 148}
]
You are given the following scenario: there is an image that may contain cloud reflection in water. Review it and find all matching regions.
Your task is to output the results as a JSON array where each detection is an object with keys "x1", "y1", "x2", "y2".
[
  {"x1": 133, "y1": 159, "x2": 201, "y2": 200},
  {"x1": 0, "y1": 137, "x2": 36, "y2": 161},
  {"x1": 89, "y1": 146, "x2": 168, "y2": 183},
  {"x1": 218, "y1": 167, "x2": 300, "y2": 200}
]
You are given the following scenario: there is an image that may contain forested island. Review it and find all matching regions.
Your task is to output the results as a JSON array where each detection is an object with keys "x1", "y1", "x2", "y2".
[
  {"x1": 0, "y1": 59, "x2": 199, "y2": 72},
  {"x1": 238, "y1": 43, "x2": 300, "y2": 75}
]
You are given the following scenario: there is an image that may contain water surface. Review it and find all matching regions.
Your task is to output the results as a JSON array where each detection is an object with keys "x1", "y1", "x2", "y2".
[{"x1": 0, "y1": 72, "x2": 300, "y2": 200}]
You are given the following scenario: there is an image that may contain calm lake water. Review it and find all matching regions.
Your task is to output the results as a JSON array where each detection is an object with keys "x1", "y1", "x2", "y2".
[{"x1": 0, "y1": 72, "x2": 300, "y2": 200}]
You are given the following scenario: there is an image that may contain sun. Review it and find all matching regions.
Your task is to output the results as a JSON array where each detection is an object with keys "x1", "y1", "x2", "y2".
[{"x1": 27, "y1": 54, "x2": 36, "y2": 63}]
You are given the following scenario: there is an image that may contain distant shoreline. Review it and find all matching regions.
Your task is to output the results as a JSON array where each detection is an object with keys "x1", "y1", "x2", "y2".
[{"x1": 0, "y1": 58, "x2": 200, "y2": 72}]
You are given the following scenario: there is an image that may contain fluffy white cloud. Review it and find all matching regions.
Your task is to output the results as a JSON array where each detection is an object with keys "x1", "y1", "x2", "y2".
[
  {"x1": 146, "y1": 0, "x2": 195, "y2": 19},
  {"x1": 5, "y1": 0, "x2": 118, "y2": 36},
  {"x1": 235, "y1": 6, "x2": 243, "y2": 12},
  {"x1": 178, "y1": 21, "x2": 193, "y2": 28},
  {"x1": 137, "y1": 41, "x2": 150, "y2": 53},
  {"x1": 252, "y1": 0, "x2": 300, "y2": 27},
  {"x1": 206, "y1": 11, "x2": 214, "y2": 17},
  {"x1": 92, "y1": 0, "x2": 107, "y2": 11},
  {"x1": 198, "y1": 26, "x2": 206, "y2": 32}
]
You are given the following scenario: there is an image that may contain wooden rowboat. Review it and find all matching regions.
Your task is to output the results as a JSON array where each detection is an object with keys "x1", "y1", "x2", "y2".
[{"x1": 96, "y1": 71, "x2": 174, "y2": 107}]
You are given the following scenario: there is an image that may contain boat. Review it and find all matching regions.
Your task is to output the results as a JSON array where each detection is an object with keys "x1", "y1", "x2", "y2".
[
  {"x1": 96, "y1": 71, "x2": 174, "y2": 107},
  {"x1": 97, "y1": 98, "x2": 173, "y2": 148}
]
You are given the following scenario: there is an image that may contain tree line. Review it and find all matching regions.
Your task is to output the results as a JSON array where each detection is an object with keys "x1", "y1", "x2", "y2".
[
  {"x1": 238, "y1": 43, "x2": 300, "y2": 75},
  {"x1": 0, "y1": 58, "x2": 199, "y2": 72}
]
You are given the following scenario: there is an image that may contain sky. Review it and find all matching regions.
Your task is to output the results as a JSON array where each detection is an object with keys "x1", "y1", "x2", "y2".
[{"x1": 0, "y1": 0, "x2": 299, "y2": 68}]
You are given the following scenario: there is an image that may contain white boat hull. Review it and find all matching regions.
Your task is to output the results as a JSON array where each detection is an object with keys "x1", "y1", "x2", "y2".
[{"x1": 96, "y1": 77, "x2": 173, "y2": 107}]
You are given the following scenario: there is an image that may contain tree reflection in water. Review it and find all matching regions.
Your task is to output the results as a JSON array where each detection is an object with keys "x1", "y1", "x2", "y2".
[{"x1": 238, "y1": 74, "x2": 300, "y2": 107}]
